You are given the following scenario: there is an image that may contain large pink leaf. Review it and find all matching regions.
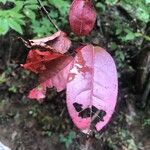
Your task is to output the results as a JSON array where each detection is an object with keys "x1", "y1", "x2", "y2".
[
  {"x1": 67, "y1": 45, "x2": 118, "y2": 133},
  {"x1": 28, "y1": 56, "x2": 73, "y2": 101},
  {"x1": 69, "y1": 0, "x2": 96, "y2": 36}
]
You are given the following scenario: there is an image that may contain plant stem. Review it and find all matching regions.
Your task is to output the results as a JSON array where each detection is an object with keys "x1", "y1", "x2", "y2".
[
  {"x1": 37, "y1": 0, "x2": 60, "y2": 31},
  {"x1": 82, "y1": 136, "x2": 92, "y2": 150}
]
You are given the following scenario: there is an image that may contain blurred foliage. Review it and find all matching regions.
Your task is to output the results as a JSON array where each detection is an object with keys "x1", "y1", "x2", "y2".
[
  {"x1": 59, "y1": 131, "x2": 76, "y2": 148},
  {"x1": 94, "y1": 0, "x2": 150, "y2": 72},
  {"x1": 0, "y1": 0, "x2": 149, "y2": 42},
  {"x1": 106, "y1": 128, "x2": 139, "y2": 150},
  {"x1": 142, "y1": 118, "x2": 150, "y2": 127},
  {"x1": 0, "y1": 0, "x2": 70, "y2": 37},
  {"x1": 8, "y1": 85, "x2": 18, "y2": 93},
  {"x1": 105, "y1": 0, "x2": 150, "y2": 23}
]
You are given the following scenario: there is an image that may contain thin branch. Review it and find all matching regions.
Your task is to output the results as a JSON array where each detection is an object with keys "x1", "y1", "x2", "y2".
[
  {"x1": 141, "y1": 74, "x2": 150, "y2": 108},
  {"x1": 37, "y1": 0, "x2": 60, "y2": 31},
  {"x1": 85, "y1": 137, "x2": 91, "y2": 150}
]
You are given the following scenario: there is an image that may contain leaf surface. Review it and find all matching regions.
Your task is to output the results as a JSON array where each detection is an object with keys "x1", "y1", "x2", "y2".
[
  {"x1": 28, "y1": 55, "x2": 73, "y2": 101},
  {"x1": 67, "y1": 45, "x2": 118, "y2": 133},
  {"x1": 22, "y1": 30, "x2": 71, "y2": 54},
  {"x1": 69, "y1": 0, "x2": 96, "y2": 36},
  {"x1": 21, "y1": 49, "x2": 63, "y2": 73},
  {"x1": 8, "y1": 18, "x2": 23, "y2": 34}
]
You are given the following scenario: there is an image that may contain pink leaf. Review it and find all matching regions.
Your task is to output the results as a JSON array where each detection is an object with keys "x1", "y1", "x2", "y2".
[
  {"x1": 69, "y1": 0, "x2": 96, "y2": 36},
  {"x1": 28, "y1": 85, "x2": 46, "y2": 101},
  {"x1": 22, "y1": 30, "x2": 71, "y2": 54},
  {"x1": 28, "y1": 56, "x2": 74, "y2": 101},
  {"x1": 67, "y1": 45, "x2": 118, "y2": 133}
]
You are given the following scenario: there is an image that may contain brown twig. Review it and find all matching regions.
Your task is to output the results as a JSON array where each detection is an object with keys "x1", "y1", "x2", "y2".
[
  {"x1": 141, "y1": 74, "x2": 150, "y2": 108},
  {"x1": 85, "y1": 137, "x2": 91, "y2": 150},
  {"x1": 56, "y1": 108, "x2": 66, "y2": 131},
  {"x1": 37, "y1": 0, "x2": 60, "y2": 31}
]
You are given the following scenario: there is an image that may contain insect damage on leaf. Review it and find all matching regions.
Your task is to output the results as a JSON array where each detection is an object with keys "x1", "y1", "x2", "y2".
[
  {"x1": 73, "y1": 102, "x2": 83, "y2": 112},
  {"x1": 69, "y1": 0, "x2": 96, "y2": 36},
  {"x1": 76, "y1": 48, "x2": 93, "y2": 74},
  {"x1": 79, "y1": 108, "x2": 91, "y2": 118},
  {"x1": 91, "y1": 106, "x2": 106, "y2": 125},
  {"x1": 21, "y1": 30, "x2": 71, "y2": 54},
  {"x1": 73, "y1": 102, "x2": 106, "y2": 125},
  {"x1": 67, "y1": 45, "x2": 118, "y2": 133}
]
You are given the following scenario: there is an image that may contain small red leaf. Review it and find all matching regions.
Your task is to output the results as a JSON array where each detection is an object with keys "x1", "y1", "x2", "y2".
[
  {"x1": 28, "y1": 55, "x2": 74, "y2": 101},
  {"x1": 22, "y1": 31, "x2": 71, "y2": 54},
  {"x1": 21, "y1": 49, "x2": 63, "y2": 73},
  {"x1": 28, "y1": 85, "x2": 46, "y2": 101},
  {"x1": 67, "y1": 45, "x2": 118, "y2": 133},
  {"x1": 69, "y1": 0, "x2": 96, "y2": 36}
]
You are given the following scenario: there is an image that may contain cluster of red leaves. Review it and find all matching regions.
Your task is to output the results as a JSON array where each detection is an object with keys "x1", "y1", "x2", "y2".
[
  {"x1": 22, "y1": 31, "x2": 73, "y2": 100},
  {"x1": 21, "y1": 0, "x2": 118, "y2": 133}
]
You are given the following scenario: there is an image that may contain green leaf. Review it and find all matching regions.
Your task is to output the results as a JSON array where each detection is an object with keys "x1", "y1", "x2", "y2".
[
  {"x1": 59, "y1": 131, "x2": 76, "y2": 149},
  {"x1": 136, "y1": 7, "x2": 149, "y2": 23},
  {"x1": 23, "y1": 9, "x2": 36, "y2": 20},
  {"x1": 24, "y1": 0, "x2": 37, "y2": 5},
  {"x1": 119, "y1": 0, "x2": 150, "y2": 23},
  {"x1": 0, "y1": 18, "x2": 9, "y2": 35},
  {"x1": 10, "y1": 12, "x2": 24, "y2": 19},
  {"x1": 49, "y1": 11, "x2": 59, "y2": 19},
  {"x1": 48, "y1": 0, "x2": 69, "y2": 14},
  {"x1": 116, "y1": 28, "x2": 122, "y2": 35},
  {"x1": 14, "y1": 18, "x2": 25, "y2": 26},
  {"x1": 0, "y1": 73, "x2": 6, "y2": 84},
  {"x1": 125, "y1": 33, "x2": 135, "y2": 40},
  {"x1": 96, "y1": 2, "x2": 106, "y2": 12},
  {"x1": 106, "y1": 0, "x2": 118, "y2": 5},
  {"x1": 8, "y1": 85, "x2": 18, "y2": 93},
  {"x1": 110, "y1": 42, "x2": 118, "y2": 50},
  {"x1": 11, "y1": 1, "x2": 24, "y2": 12},
  {"x1": 24, "y1": 4, "x2": 38, "y2": 10},
  {"x1": 125, "y1": 32, "x2": 135, "y2": 40},
  {"x1": 8, "y1": 18, "x2": 23, "y2": 34}
]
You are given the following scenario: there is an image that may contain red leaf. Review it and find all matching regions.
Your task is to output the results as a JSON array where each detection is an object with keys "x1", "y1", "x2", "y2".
[
  {"x1": 22, "y1": 30, "x2": 71, "y2": 54},
  {"x1": 28, "y1": 85, "x2": 46, "y2": 101},
  {"x1": 28, "y1": 55, "x2": 74, "y2": 101},
  {"x1": 69, "y1": 0, "x2": 96, "y2": 36},
  {"x1": 67, "y1": 45, "x2": 118, "y2": 133},
  {"x1": 21, "y1": 49, "x2": 63, "y2": 73}
]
